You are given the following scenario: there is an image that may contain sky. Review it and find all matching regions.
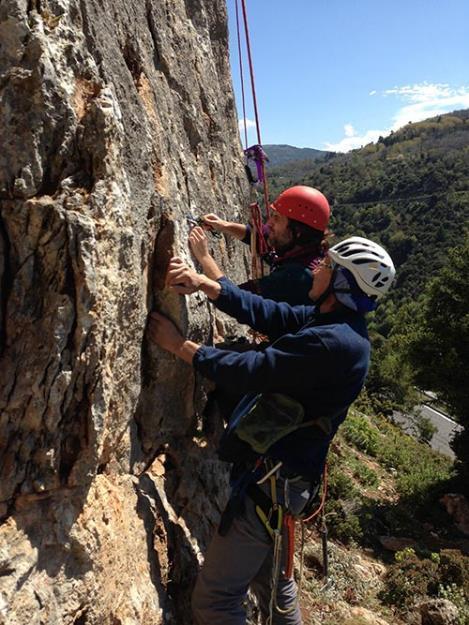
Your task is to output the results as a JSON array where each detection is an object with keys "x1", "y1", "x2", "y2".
[{"x1": 226, "y1": 0, "x2": 469, "y2": 152}]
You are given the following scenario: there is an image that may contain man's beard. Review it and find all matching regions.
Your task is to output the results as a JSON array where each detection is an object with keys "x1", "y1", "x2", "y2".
[{"x1": 267, "y1": 233, "x2": 295, "y2": 255}]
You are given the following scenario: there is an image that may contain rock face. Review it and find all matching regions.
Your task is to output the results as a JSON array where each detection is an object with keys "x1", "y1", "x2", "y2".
[
  {"x1": 0, "y1": 1, "x2": 251, "y2": 622},
  {"x1": 440, "y1": 494, "x2": 469, "y2": 536},
  {"x1": 419, "y1": 599, "x2": 459, "y2": 625}
]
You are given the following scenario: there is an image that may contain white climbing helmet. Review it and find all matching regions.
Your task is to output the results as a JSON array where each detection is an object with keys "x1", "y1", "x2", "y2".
[{"x1": 328, "y1": 236, "x2": 396, "y2": 299}]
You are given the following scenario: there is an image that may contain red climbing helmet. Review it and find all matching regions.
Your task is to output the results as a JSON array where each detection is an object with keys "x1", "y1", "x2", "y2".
[{"x1": 271, "y1": 185, "x2": 330, "y2": 232}]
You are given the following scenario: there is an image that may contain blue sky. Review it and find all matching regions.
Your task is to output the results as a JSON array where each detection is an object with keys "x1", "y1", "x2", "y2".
[{"x1": 226, "y1": 0, "x2": 469, "y2": 152}]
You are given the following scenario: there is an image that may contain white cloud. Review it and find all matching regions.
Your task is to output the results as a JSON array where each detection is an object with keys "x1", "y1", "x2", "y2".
[
  {"x1": 238, "y1": 118, "x2": 256, "y2": 133},
  {"x1": 387, "y1": 83, "x2": 469, "y2": 130},
  {"x1": 325, "y1": 129, "x2": 386, "y2": 153},
  {"x1": 325, "y1": 82, "x2": 469, "y2": 153}
]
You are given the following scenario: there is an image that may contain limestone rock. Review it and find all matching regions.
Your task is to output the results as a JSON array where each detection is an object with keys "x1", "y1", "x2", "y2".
[
  {"x1": 0, "y1": 0, "x2": 251, "y2": 623},
  {"x1": 419, "y1": 598, "x2": 459, "y2": 625},
  {"x1": 440, "y1": 493, "x2": 469, "y2": 536},
  {"x1": 378, "y1": 535, "x2": 418, "y2": 552},
  {"x1": 335, "y1": 601, "x2": 392, "y2": 625},
  {"x1": 352, "y1": 554, "x2": 386, "y2": 581},
  {"x1": 346, "y1": 606, "x2": 391, "y2": 625}
]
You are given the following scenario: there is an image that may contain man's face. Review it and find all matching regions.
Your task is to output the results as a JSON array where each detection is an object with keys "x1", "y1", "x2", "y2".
[
  {"x1": 309, "y1": 257, "x2": 334, "y2": 302},
  {"x1": 265, "y1": 210, "x2": 294, "y2": 251}
]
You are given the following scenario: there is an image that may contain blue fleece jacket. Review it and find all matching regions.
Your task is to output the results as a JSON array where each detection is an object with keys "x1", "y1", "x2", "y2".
[
  {"x1": 239, "y1": 224, "x2": 322, "y2": 305},
  {"x1": 193, "y1": 277, "x2": 371, "y2": 480}
]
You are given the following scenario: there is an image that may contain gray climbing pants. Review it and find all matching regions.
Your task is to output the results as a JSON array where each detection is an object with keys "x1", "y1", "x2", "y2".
[{"x1": 192, "y1": 479, "x2": 311, "y2": 625}]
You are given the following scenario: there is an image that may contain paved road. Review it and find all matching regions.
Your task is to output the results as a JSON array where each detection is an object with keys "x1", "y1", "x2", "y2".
[{"x1": 393, "y1": 404, "x2": 463, "y2": 459}]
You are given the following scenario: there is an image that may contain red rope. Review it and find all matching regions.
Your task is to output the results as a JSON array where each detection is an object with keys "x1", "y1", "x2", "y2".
[
  {"x1": 301, "y1": 463, "x2": 328, "y2": 524},
  {"x1": 250, "y1": 202, "x2": 264, "y2": 279},
  {"x1": 284, "y1": 514, "x2": 296, "y2": 579},
  {"x1": 238, "y1": 0, "x2": 270, "y2": 216},
  {"x1": 240, "y1": 0, "x2": 262, "y2": 146},
  {"x1": 235, "y1": 0, "x2": 248, "y2": 149}
]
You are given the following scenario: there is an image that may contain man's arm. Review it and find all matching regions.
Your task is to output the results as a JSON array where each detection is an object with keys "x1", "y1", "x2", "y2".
[
  {"x1": 148, "y1": 311, "x2": 328, "y2": 396},
  {"x1": 202, "y1": 213, "x2": 247, "y2": 240},
  {"x1": 193, "y1": 331, "x2": 328, "y2": 395},
  {"x1": 188, "y1": 227, "x2": 224, "y2": 281},
  {"x1": 211, "y1": 278, "x2": 313, "y2": 339},
  {"x1": 147, "y1": 312, "x2": 200, "y2": 364},
  {"x1": 165, "y1": 257, "x2": 314, "y2": 338}
]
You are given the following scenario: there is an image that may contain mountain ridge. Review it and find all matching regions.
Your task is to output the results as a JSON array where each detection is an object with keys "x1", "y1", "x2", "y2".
[
  {"x1": 263, "y1": 143, "x2": 332, "y2": 167},
  {"x1": 268, "y1": 109, "x2": 469, "y2": 322}
]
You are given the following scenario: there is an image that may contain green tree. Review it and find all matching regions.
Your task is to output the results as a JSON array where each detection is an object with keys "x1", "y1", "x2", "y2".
[
  {"x1": 414, "y1": 414, "x2": 438, "y2": 445},
  {"x1": 403, "y1": 233, "x2": 469, "y2": 489}
]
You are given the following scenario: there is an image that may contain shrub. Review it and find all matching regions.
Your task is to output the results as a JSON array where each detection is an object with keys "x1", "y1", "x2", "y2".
[
  {"x1": 415, "y1": 414, "x2": 438, "y2": 444},
  {"x1": 438, "y1": 584, "x2": 469, "y2": 625},
  {"x1": 350, "y1": 459, "x2": 380, "y2": 487},
  {"x1": 342, "y1": 412, "x2": 380, "y2": 456},
  {"x1": 438, "y1": 550, "x2": 469, "y2": 598},
  {"x1": 381, "y1": 554, "x2": 439, "y2": 607},
  {"x1": 326, "y1": 500, "x2": 363, "y2": 544},
  {"x1": 382, "y1": 550, "x2": 469, "y2": 613},
  {"x1": 371, "y1": 414, "x2": 453, "y2": 504}
]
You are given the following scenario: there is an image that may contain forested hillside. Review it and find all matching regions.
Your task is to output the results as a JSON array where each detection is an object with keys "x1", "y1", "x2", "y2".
[
  {"x1": 269, "y1": 110, "x2": 469, "y2": 330},
  {"x1": 263, "y1": 144, "x2": 331, "y2": 167},
  {"x1": 268, "y1": 110, "x2": 469, "y2": 484}
]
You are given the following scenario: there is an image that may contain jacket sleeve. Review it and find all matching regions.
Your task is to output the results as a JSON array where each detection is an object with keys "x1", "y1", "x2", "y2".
[
  {"x1": 193, "y1": 333, "x2": 326, "y2": 394},
  {"x1": 246, "y1": 264, "x2": 313, "y2": 305},
  {"x1": 214, "y1": 277, "x2": 315, "y2": 339}
]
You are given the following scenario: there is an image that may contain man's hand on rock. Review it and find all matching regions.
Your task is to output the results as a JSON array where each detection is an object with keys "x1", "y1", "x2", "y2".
[
  {"x1": 189, "y1": 226, "x2": 211, "y2": 263},
  {"x1": 165, "y1": 256, "x2": 222, "y2": 300},
  {"x1": 166, "y1": 257, "x2": 203, "y2": 295},
  {"x1": 148, "y1": 312, "x2": 185, "y2": 354},
  {"x1": 201, "y1": 213, "x2": 227, "y2": 232}
]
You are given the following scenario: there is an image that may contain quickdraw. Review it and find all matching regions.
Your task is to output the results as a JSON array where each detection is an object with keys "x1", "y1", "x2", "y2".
[{"x1": 186, "y1": 213, "x2": 222, "y2": 239}]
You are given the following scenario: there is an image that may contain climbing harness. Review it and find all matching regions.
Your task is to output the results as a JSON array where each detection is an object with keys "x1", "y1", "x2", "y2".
[{"x1": 240, "y1": 460, "x2": 329, "y2": 623}]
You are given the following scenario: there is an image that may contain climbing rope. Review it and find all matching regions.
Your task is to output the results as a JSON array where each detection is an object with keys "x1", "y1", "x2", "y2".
[
  {"x1": 298, "y1": 463, "x2": 330, "y2": 588},
  {"x1": 235, "y1": 0, "x2": 271, "y2": 281},
  {"x1": 302, "y1": 463, "x2": 329, "y2": 524},
  {"x1": 238, "y1": 0, "x2": 270, "y2": 212},
  {"x1": 234, "y1": 0, "x2": 249, "y2": 149}
]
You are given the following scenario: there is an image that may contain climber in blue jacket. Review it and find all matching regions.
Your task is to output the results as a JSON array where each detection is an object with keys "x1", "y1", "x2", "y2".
[{"x1": 148, "y1": 236, "x2": 395, "y2": 625}]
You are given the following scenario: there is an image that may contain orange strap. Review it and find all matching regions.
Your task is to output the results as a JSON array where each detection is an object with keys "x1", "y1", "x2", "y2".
[
  {"x1": 283, "y1": 514, "x2": 296, "y2": 579},
  {"x1": 302, "y1": 463, "x2": 328, "y2": 524}
]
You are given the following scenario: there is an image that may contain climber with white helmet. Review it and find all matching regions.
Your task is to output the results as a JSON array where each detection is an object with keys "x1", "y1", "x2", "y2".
[
  {"x1": 148, "y1": 236, "x2": 395, "y2": 625},
  {"x1": 193, "y1": 185, "x2": 332, "y2": 305}
]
